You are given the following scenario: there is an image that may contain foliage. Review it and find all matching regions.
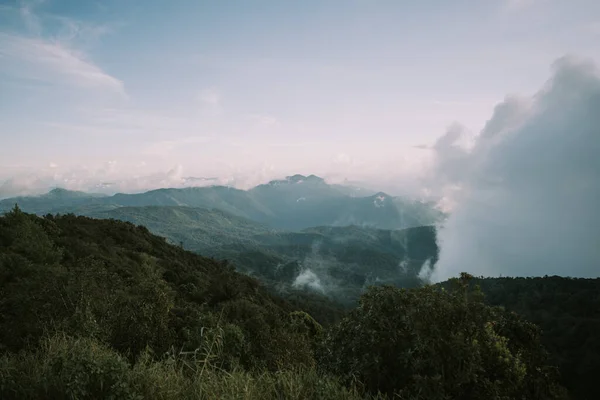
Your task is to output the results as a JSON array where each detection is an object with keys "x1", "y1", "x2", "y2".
[
  {"x1": 0, "y1": 333, "x2": 378, "y2": 400},
  {"x1": 467, "y1": 277, "x2": 600, "y2": 400},
  {"x1": 0, "y1": 207, "x2": 316, "y2": 371},
  {"x1": 319, "y1": 274, "x2": 568, "y2": 399},
  {"x1": 87, "y1": 206, "x2": 439, "y2": 307},
  {"x1": 0, "y1": 208, "x2": 571, "y2": 399}
]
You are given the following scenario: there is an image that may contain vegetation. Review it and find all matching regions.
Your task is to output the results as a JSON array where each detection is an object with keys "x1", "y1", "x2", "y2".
[
  {"x1": 86, "y1": 206, "x2": 439, "y2": 306},
  {"x1": 320, "y1": 276, "x2": 568, "y2": 399},
  {"x1": 469, "y1": 277, "x2": 600, "y2": 400},
  {"x1": 0, "y1": 206, "x2": 571, "y2": 399}
]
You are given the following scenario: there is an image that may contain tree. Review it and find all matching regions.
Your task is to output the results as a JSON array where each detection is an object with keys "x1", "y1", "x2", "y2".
[{"x1": 318, "y1": 274, "x2": 567, "y2": 399}]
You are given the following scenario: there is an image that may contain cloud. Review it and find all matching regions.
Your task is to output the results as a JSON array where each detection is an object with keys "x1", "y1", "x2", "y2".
[
  {"x1": 0, "y1": 33, "x2": 125, "y2": 95},
  {"x1": 431, "y1": 55, "x2": 600, "y2": 281},
  {"x1": 0, "y1": 2, "x2": 123, "y2": 95},
  {"x1": 292, "y1": 269, "x2": 325, "y2": 293},
  {"x1": 18, "y1": 0, "x2": 44, "y2": 35},
  {"x1": 0, "y1": 163, "x2": 212, "y2": 198}
]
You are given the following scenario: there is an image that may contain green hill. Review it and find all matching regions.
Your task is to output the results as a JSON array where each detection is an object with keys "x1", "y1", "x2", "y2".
[
  {"x1": 0, "y1": 208, "x2": 569, "y2": 399},
  {"x1": 469, "y1": 277, "x2": 600, "y2": 400},
  {"x1": 85, "y1": 206, "x2": 439, "y2": 305}
]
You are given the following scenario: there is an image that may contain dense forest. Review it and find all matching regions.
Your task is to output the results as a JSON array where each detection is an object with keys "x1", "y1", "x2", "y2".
[
  {"x1": 468, "y1": 277, "x2": 600, "y2": 400},
  {"x1": 0, "y1": 207, "x2": 594, "y2": 399},
  {"x1": 84, "y1": 205, "x2": 439, "y2": 306}
]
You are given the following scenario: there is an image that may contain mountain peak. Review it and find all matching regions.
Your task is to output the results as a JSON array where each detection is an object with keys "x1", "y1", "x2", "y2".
[
  {"x1": 371, "y1": 192, "x2": 392, "y2": 199},
  {"x1": 285, "y1": 174, "x2": 325, "y2": 184},
  {"x1": 46, "y1": 188, "x2": 81, "y2": 197},
  {"x1": 45, "y1": 188, "x2": 106, "y2": 199}
]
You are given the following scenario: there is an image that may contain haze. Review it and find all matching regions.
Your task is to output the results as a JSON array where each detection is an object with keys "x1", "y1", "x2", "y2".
[{"x1": 1, "y1": 0, "x2": 599, "y2": 279}]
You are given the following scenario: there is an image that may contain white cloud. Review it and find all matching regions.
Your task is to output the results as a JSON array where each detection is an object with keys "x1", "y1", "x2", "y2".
[
  {"x1": 0, "y1": 1, "x2": 123, "y2": 95},
  {"x1": 431, "y1": 55, "x2": 600, "y2": 281},
  {"x1": 0, "y1": 33, "x2": 125, "y2": 95},
  {"x1": 0, "y1": 163, "x2": 207, "y2": 198}
]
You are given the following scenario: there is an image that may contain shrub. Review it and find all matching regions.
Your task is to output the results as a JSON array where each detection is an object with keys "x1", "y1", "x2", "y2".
[{"x1": 318, "y1": 274, "x2": 568, "y2": 399}]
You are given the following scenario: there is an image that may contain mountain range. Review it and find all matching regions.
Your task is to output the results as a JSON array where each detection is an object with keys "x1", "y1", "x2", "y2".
[
  {"x1": 84, "y1": 205, "x2": 439, "y2": 305},
  {"x1": 0, "y1": 174, "x2": 445, "y2": 231},
  {"x1": 0, "y1": 174, "x2": 444, "y2": 304}
]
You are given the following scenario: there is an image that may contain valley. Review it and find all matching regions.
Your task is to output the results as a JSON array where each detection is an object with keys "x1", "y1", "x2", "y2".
[{"x1": 1, "y1": 176, "x2": 599, "y2": 399}]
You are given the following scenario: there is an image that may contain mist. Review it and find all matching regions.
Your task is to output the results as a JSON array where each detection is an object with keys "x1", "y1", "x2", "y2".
[{"x1": 431, "y1": 56, "x2": 600, "y2": 281}]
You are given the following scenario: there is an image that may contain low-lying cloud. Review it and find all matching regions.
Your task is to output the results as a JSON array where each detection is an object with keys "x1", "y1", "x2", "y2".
[
  {"x1": 431, "y1": 56, "x2": 600, "y2": 280},
  {"x1": 292, "y1": 269, "x2": 325, "y2": 293}
]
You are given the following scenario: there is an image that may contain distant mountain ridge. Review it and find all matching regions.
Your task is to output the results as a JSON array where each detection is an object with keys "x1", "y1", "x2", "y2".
[
  {"x1": 0, "y1": 174, "x2": 446, "y2": 231},
  {"x1": 84, "y1": 205, "x2": 439, "y2": 305}
]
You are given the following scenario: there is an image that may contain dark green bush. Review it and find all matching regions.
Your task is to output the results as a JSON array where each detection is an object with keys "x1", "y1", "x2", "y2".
[{"x1": 318, "y1": 275, "x2": 568, "y2": 399}]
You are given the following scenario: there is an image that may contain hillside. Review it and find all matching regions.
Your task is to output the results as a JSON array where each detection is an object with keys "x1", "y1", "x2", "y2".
[
  {"x1": 0, "y1": 188, "x2": 108, "y2": 214},
  {"x1": 472, "y1": 277, "x2": 600, "y2": 400},
  {"x1": 86, "y1": 206, "x2": 439, "y2": 305},
  {"x1": 0, "y1": 208, "x2": 568, "y2": 399},
  {"x1": 0, "y1": 175, "x2": 446, "y2": 230}
]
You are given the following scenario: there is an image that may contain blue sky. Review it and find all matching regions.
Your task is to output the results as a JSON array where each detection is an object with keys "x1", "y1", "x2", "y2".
[{"x1": 0, "y1": 0, "x2": 599, "y2": 196}]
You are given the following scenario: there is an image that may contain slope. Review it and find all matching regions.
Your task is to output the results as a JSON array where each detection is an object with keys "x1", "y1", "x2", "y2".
[{"x1": 86, "y1": 205, "x2": 439, "y2": 305}]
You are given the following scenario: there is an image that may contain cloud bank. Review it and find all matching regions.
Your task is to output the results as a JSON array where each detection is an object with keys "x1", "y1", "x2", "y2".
[{"x1": 431, "y1": 56, "x2": 600, "y2": 280}]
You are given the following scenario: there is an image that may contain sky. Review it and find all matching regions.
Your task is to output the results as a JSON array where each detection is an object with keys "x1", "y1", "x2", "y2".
[{"x1": 0, "y1": 0, "x2": 599, "y2": 198}]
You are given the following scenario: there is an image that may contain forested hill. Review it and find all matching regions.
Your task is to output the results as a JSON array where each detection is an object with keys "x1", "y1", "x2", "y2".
[
  {"x1": 85, "y1": 206, "x2": 439, "y2": 306},
  {"x1": 0, "y1": 206, "x2": 329, "y2": 365},
  {"x1": 472, "y1": 277, "x2": 600, "y2": 400},
  {"x1": 0, "y1": 207, "x2": 570, "y2": 399}
]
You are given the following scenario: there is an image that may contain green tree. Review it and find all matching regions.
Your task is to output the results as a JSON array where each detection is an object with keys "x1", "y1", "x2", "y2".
[{"x1": 318, "y1": 274, "x2": 567, "y2": 399}]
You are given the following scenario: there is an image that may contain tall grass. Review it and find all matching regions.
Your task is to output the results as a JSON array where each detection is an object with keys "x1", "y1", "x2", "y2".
[{"x1": 0, "y1": 333, "x2": 383, "y2": 400}]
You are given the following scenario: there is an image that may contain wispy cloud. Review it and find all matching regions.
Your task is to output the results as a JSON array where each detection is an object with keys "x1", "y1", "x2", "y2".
[
  {"x1": 0, "y1": 33, "x2": 125, "y2": 95},
  {"x1": 0, "y1": 1, "x2": 124, "y2": 95},
  {"x1": 18, "y1": 0, "x2": 44, "y2": 35}
]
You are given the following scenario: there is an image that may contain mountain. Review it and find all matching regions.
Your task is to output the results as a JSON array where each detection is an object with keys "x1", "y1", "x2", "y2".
[
  {"x1": 0, "y1": 174, "x2": 446, "y2": 230},
  {"x1": 89, "y1": 206, "x2": 274, "y2": 250},
  {"x1": 459, "y1": 277, "x2": 600, "y2": 400},
  {"x1": 0, "y1": 208, "x2": 571, "y2": 399},
  {"x1": 0, "y1": 188, "x2": 107, "y2": 214},
  {"x1": 86, "y1": 205, "x2": 439, "y2": 305}
]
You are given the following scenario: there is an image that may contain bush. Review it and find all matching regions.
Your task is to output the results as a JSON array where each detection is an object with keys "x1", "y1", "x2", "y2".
[
  {"x1": 0, "y1": 334, "x2": 376, "y2": 400},
  {"x1": 318, "y1": 274, "x2": 568, "y2": 399},
  {"x1": 0, "y1": 334, "x2": 133, "y2": 400}
]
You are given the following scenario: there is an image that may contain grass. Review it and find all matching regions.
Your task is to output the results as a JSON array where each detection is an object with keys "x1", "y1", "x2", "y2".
[{"x1": 0, "y1": 333, "x2": 383, "y2": 400}]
